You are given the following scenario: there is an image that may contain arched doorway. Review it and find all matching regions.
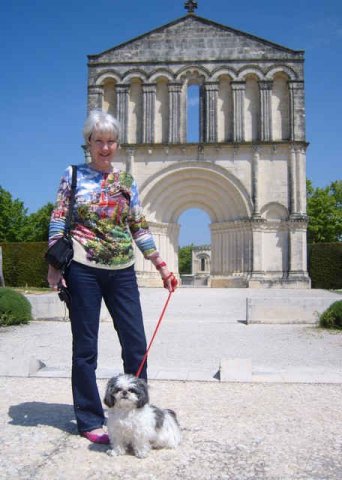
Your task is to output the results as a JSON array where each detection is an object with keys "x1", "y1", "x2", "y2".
[
  {"x1": 135, "y1": 162, "x2": 253, "y2": 287},
  {"x1": 178, "y1": 208, "x2": 211, "y2": 287},
  {"x1": 178, "y1": 208, "x2": 211, "y2": 247}
]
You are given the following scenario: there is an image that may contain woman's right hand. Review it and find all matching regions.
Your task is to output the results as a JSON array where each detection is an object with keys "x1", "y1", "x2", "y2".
[
  {"x1": 159, "y1": 266, "x2": 178, "y2": 292},
  {"x1": 47, "y1": 265, "x2": 66, "y2": 290}
]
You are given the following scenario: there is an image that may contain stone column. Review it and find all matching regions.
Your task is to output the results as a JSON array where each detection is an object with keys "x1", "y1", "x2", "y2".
[
  {"x1": 231, "y1": 81, "x2": 245, "y2": 142},
  {"x1": 168, "y1": 83, "x2": 182, "y2": 143},
  {"x1": 288, "y1": 217, "x2": 310, "y2": 285},
  {"x1": 142, "y1": 83, "x2": 156, "y2": 143},
  {"x1": 202, "y1": 81, "x2": 219, "y2": 143},
  {"x1": 250, "y1": 217, "x2": 266, "y2": 279},
  {"x1": 87, "y1": 85, "x2": 104, "y2": 112},
  {"x1": 126, "y1": 147, "x2": 135, "y2": 176},
  {"x1": 252, "y1": 146, "x2": 261, "y2": 217},
  {"x1": 115, "y1": 84, "x2": 129, "y2": 144},
  {"x1": 210, "y1": 223, "x2": 226, "y2": 277},
  {"x1": 296, "y1": 145, "x2": 307, "y2": 215},
  {"x1": 288, "y1": 80, "x2": 305, "y2": 141},
  {"x1": 289, "y1": 145, "x2": 297, "y2": 214},
  {"x1": 259, "y1": 80, "x2": 273, "y2": 141}
]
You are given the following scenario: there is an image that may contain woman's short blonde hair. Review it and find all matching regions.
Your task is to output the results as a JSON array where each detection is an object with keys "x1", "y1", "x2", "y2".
[{"x1": 83, "y1": 110, "x2": 121, "y2": 144}]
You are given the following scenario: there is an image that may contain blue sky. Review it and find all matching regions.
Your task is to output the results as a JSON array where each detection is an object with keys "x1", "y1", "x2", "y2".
[{"x1": 0, "y1": 0, "x2": 341, "y2": 246}]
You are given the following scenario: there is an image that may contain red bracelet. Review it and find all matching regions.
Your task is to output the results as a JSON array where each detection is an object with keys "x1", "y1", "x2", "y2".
[
  {"x1": 156, "y1": 261, "x2": 167, "y2": 271},
  {"x1": 163, "y1": 272, "x2": 178, "y2": 291}
]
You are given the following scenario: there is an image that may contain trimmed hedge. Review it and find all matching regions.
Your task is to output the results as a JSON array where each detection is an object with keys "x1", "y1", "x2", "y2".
[
  {"x1": 0, "y1": 242, "x2": 48, "y2": 287},
  {"x1": 319, "y1": 301, "x2": 342, "y2": 330},
  {"x1": 308, "y1": 243, "x2": 342, "y2": 290},
  {"x1": 0, "y1": 287, "x2": 32, "y2": 326},
  {"x1": 1, "y1": 241, "x2": 341, "y2": 290}
]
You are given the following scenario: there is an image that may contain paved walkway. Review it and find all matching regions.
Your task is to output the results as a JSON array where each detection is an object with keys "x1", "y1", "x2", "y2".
[{"x1": 0, "y1": 288, "x2": 341, "y2": 479}]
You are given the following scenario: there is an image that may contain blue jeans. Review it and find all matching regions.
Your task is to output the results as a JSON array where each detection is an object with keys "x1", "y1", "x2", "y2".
[{"x1": 64, "y1": 261, "x2": 147, "y2": 433}]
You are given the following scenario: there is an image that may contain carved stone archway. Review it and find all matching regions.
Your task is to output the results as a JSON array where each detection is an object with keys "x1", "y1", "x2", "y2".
[{"x1": 133, "y1": 161, "x2": 253, "y2": 286}]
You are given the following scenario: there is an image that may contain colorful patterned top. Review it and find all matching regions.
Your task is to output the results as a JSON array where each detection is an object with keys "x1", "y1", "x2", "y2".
[{"x1": 48, "y1": 164, "x2": 159, "y2": 270}]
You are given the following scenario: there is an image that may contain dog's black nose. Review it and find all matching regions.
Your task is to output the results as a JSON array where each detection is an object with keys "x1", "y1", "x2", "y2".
[{"x1": 122, "y1": 390, "x2": 128, "y2": 397}]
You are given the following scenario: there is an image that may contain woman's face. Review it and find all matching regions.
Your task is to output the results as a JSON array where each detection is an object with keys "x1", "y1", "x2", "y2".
[{"x1": 88, "y1": 130, "x2": 118, "y2": 172}]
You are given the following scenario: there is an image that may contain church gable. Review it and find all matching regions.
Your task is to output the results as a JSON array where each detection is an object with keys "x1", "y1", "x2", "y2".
[{"x1": 89, "y1": 15, "x2": 302, "y2": 64}]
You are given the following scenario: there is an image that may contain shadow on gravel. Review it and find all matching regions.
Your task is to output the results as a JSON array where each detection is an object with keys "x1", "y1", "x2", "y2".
[{"x1": 8, "y1": 402, "x2": 77, "y2": 434}]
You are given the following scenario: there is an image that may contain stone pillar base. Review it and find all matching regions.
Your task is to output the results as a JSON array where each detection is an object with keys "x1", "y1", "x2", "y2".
[
  {"x1": 248, "y1": 274, "x2": 311, "y2": 289},
  {"x1": 210, "y1": 276, "x2": 248, "y2": 288},
  {"x1": 287, "y1": 272, "x2": 311, "y2": 287}
]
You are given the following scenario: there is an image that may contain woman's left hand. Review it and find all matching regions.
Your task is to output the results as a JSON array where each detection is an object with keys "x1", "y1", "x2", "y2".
[{"x1": 47, "y1": 265, "x2": 67, "y2": 290}]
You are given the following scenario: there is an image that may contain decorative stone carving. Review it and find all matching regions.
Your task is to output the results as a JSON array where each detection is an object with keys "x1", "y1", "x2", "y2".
[{"x1": 184, "y1": 1, "x2": 198, "y2": 14}]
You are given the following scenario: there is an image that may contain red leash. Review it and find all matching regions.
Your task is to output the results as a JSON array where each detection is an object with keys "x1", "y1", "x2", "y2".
[{"x1": 135, "y1": 290, "x2": 173, "y2": 378}]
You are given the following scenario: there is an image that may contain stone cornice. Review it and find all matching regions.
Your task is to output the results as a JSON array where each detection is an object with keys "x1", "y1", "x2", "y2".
[
  {"x1": 289, "y1": 213, "x2": 309, "y2": 224},
  {"x1": 119, "y1": 140, "x2": 309, "y2": 152},
  {"x1": 88, "y1": 58, "x2": 304, "y2": 68},
  {"x1": 210, "y1": 216, "x2": 309, "y2": 232}
]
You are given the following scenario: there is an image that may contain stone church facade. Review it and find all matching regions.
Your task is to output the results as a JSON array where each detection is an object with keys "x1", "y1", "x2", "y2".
[{"x1": 86, "y1": 8, "x2": 310, "y2": 288}]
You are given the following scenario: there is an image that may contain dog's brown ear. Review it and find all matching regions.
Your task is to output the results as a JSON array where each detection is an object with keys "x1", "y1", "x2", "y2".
[
  {"x1": 104, "y1": 389, "x2": 115, "y2": 408},
  {"x1": 104, "y1": 378, "x2": 117, "y2": 408}
]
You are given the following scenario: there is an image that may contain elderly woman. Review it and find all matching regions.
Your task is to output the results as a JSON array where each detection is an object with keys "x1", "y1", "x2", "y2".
[{"x1": 47, "y1": 110, "x2": 177, "y2": 444}]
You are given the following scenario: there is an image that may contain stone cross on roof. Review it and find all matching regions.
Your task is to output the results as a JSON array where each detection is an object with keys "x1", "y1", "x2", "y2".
[{"x1": 184, "y1": 1, "x2": 198, "y2": 14}]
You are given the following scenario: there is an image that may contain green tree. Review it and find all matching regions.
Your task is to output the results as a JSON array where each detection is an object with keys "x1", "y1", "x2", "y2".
[
  {"x1": 0, "y1": 187, "x2": 27, "y2": 242},
  {"x1": 331, "y1": 180, "x2": 342, "y2": 208},
  {"x1": 22, "y1": 202, "x2": 54, "y2": 241},
  {"x1": 178, "y1": 244, "x2": 194, "y2": 274},
  {"x1": 307, "y1": 180, "x2": 342, "y2": 243}
]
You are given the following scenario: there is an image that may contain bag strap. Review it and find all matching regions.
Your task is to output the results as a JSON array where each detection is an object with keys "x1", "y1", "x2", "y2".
[{"x1": 65, "y1": 165, "x2": 77, "y2": 236}]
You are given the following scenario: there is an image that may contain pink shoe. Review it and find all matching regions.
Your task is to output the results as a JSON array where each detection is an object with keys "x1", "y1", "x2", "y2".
[{"x1": 81, "y1": 431, "x2": 110, "y2": 444}]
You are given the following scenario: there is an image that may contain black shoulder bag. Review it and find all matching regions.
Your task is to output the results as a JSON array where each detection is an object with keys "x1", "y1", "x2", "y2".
[{"x1": 45, "y1": 165, "x2": 77, "y2": 272}]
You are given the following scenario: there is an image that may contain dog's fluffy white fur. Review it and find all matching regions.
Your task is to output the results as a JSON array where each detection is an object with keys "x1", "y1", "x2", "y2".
[{"x1": 104, "y1": 374, "x2": 181, "y2": 458}]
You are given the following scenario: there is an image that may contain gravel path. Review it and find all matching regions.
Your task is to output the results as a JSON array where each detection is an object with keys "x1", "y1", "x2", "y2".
[{"x1": 1, "y1": 378, "x2": 341, "y2": 480}]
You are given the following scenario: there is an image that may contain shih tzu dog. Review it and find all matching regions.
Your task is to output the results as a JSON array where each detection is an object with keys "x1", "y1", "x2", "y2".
[{"x1": 104, "y1": 374, "x2": 181, "y2": 458}]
